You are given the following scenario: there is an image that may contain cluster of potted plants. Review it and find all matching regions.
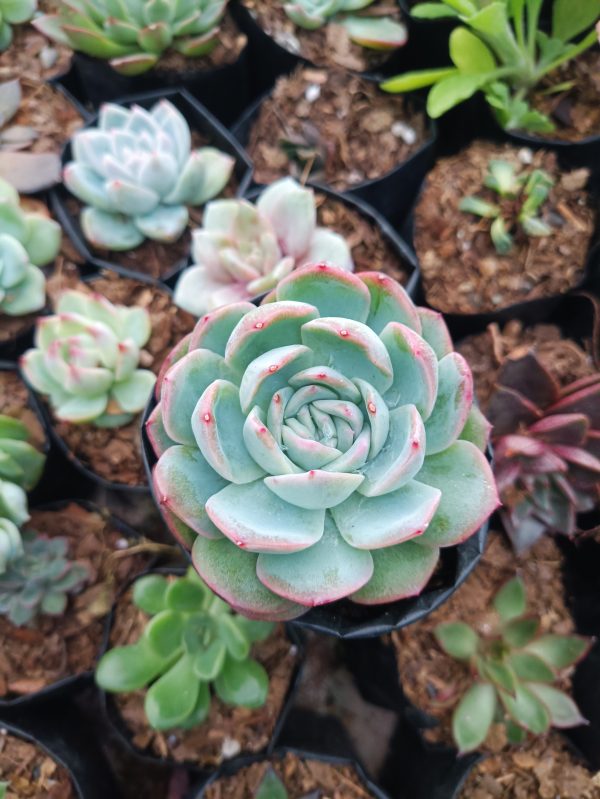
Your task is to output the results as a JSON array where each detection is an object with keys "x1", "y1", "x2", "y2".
[{"x1": 0, "y1": 0, "x2": 599, "y2": 797}]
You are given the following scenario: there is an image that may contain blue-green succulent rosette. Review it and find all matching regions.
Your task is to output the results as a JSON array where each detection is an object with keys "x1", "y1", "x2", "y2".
[{"x1": 147, "y1": 263, "x2": 498, "y2": 622}]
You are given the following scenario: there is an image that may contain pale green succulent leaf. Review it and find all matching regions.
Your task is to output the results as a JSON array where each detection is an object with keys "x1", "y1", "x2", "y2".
[{"x1": 351, "y1": 539, "x2": 439, "y2": 604}]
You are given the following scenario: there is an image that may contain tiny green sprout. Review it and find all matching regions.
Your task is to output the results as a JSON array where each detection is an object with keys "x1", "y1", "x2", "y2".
[
  {"x1": 95, "y1": 568, "x2": 275, "y2": 731},
  {"x1": 256, "y1": 768, "x2": 288, "y2": 799},
  {"x1": 459, "y1": 160, "x2": 555, "y2": 255},
  {"x1": 434, "y1": 576, "x2": 591, "y2": 754},
  {"x1": 0, "y1": 780, "x2": 7, "y2": 799}
]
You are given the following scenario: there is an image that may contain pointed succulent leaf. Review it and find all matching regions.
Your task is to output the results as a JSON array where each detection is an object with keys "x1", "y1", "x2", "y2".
[
  {"x1": 528, "y1": 684, "x2": 587, "y2": 728},
  {"x1": 276, "y1": 263, "x2": 369, "y2": 322},
  {"x1": 524, "y1": 635, "x2": 591, "y2": 670},
  {"x1": 435, "y1": 622, "x2": 480, "y2": 660},
  {"x1": 360, "y1": 271, "x2": 421, "y2": 335},
  {"x1": 493, "y1": 576, "x2": 526, "y2": 622},
  {"x1": 500, "y1": 683, "x2": 551, "y2": 734},
  {"x1": 425, "y1": 353, "x2": 473, "y2": 455},
  {"x1": 380, "y1": 322, "x2": 438, "y2": 417},
  {"x1": 452, "y1": 683, "x2": 496, "y2": 753}
]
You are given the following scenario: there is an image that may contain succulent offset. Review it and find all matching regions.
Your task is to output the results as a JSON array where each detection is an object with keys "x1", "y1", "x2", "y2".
[
  {"x1": 63, "y1": 100, "x2": 235, "y2": 251},
  {"x1": 459, "y1": 160, "x2": 555, "y2": 255},
  {"x1": 0, "y1": 177, "x2": 60, "y2": 317},
  {"x1": 21, "y1": 289, "x2": 156, "y2": 427},
  {"x1": 96, "y1": 569, "x2": 273, "y2": 730},
  {"x1": 173, "y1": 178, "x2": 354, "y2": 316},
  {"x1": 0, "y1": 529, "x2": 89, "y2": 626},
  {"x1": 487, "y1": 352, "x2": 600, "y2": 552},
  {"x1": 148, "y1": 263, "x2": 498, "y2": 621},
  {"x1": 34, "y1": 0, "x2": 227, "y2": 75},
  {"x1": 283, "y1": 0, "x2": 407, "y2": 50},
  {"x1": 0, "y1": 0, "x2": 36, "y2": 51},
  {"x1": 436, "y1": 576, "x2": 591, "y2": 753},
  {"x1": 0, "y1": 414, "x2": 45, "y2": 491}
]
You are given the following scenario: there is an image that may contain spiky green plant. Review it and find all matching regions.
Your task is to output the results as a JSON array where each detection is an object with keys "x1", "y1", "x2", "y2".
[
  {"x1": 0, "y1": 529, "x2": 88, "y2": 626},
  {"x1": 21, "y1": 289, "x2": 156, "y2": 427},
  {"x1": 34, "y1": 0, "x2": 227, "y2": 75},
  {"x1": 147, "y1": 262, "x2": 498, "y2": 621},
  {"x1": 62, "y1": 99, "x2": 234, "y2": 251},
  {"x1": 436, "y1": 576, "x2": 591, "y2": 753},
  {"x1": 0, "y1": 0, "x2": 37, "y2": 51},
  {"x1": 173, "y1": 178, "x2": 353, "y2": 316},
  {"x1": 283, "y1": 0, "x2": 407, "y2": 50},
  {"x1": 96, "y1": 568, "x2": 274, "y2": 730},
  {"x1": 458, "y1": 160, "x2": 555, "y2": 255}
]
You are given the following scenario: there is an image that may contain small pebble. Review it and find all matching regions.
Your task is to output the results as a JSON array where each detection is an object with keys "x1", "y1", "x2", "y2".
[
  {"x1": 115, "y1": 538, "x2": 129, "y2": 550},
  {"x1": 39, "y1": 46, "x2": 58, "y2": 69},
  {"x1": 221, "y1": 737, "x2": 242, "y2": 759},
  {"x1": 518, "y1": 147, "x2": 534, "y2": 164},
  {"x1": 305, "y1": 84, "x2": 321, "y2": 103},
  {"x1": 391, "y1": 121, "x2": 417, "y2": 145}
]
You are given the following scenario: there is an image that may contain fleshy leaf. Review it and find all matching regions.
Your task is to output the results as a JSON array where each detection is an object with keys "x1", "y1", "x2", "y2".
[
  {"x1": 452, "y1": 683, "x2": 496, "y2": 753},
  {"x1": 351, "y1": 539, "x2": 439, "y2": 604}
]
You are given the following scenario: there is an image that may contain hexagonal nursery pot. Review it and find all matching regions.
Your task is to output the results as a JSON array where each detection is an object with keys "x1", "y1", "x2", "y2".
[
  {"x1": 51, "y1": 89, "x2": 253, "y2": 287},
  {"x1": 0, "y1": 500, "x2": 152, "y2": 709},
  {"x1": 96, "y1": 566, "x2": 304, "y2": 777}
]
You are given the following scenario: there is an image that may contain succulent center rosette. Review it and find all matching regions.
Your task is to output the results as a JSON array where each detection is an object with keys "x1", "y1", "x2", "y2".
[{"x1": 148, "y1": 263, "x2": 498, "y2": 621}]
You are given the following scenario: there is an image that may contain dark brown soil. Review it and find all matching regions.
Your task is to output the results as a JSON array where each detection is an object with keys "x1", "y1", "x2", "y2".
[
  {"x1": 0, "y1": 11, "x2": 73, "y2": 83},
  {"x1": 203, "y1": 752, "x2": 376, "y2": 799},
  {"x1": 45, "y1": 266, "x2": 196, "y2": 486},
  {"x1": 151, "y1": 12, "x2": 246, "y2": 72},
  {"x1": 316, "y1": 193, "x2": 411, "y2": 284},
  {"x1": 242, "y1": 0, "x2": 403, "y2": 72},
  {"x1": 528, "y1": 50, "x2": 600, "y2": 142},
  {"x1": 0, "y1": 728, "x2": 76, "y2": 799},
  {"x1": 0, "y1": 368, "x2": 46, "y2": 452},
  {"x1": 247, "y1": 66, "x2": 427, "y2": 190},
  {"x1": 0, "y1": 502, "x2": 152, "y2": 700},
  {"x1": 414, "y1": 142, "x2": 595, "y2": 314},
  {"x1": 109, "y1": 582, "x2": 298, "y2": 767},
  {"x1": 458, "y1": 320, "x2": 597, "y2": 411},
  {"x1": 0, "y1": 310, "x2": 37, "y2": 347},
  {"x1": 65, "y1": 133, "x2": 239, "y2": 281},
  {"x1": 392, "y1": 530, "x2": 598, "y2": 798}
]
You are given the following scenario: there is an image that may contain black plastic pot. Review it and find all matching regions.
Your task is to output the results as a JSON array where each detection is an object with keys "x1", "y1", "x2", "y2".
[
  {"x1": 51, "y1": 88, "x2": 253, "y2": 287},
  {"x1": 404, "y1": 140, "x2": 600, "y2": 341},
  {"x1": 0, "y1": 710, "x2": 121, "y2": 798},
  {"x1": 96, "y1": 565, "x2": 305, "y2": 778},
  {"x1": 232, "y1": 87, "x2": 437, "y2": 226},
  {"x1": 237, "y1": 182, "x2": 420, "y2": 297},
  {"x1": 0, "y1": 499, "x2": 146, "y2": 710},
  {"x1": 54, "y1": 13, "x2": 252, "y2": 127},
  {"x1": 141, "y1": 392, "x2": 490, "y2": 639}
]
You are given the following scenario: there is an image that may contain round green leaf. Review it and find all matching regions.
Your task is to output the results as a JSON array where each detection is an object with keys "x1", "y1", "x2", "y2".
[
  {"x1": 434, "y1": 622, "x2": 479, "y2": 660},
  {"x1": 214, "y1": 657, "x2": 269, "y2": 708},
  {"x1": 132, "y1": 575, "x2": 169, "y2": 615},
  {"x1": 449, "y1": 27, "x2": 496, "y2": 73}
]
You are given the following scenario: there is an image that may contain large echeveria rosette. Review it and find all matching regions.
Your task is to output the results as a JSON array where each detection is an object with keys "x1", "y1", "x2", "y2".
[{"x1": 147, "y1": 264, "x2": 498, "y2": 622}]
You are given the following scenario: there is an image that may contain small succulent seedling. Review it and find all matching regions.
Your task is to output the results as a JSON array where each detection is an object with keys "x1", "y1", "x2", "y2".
[
  {"x1": 436, "y1": 576, "x2": 591, "y2": 753},
  {"x1": 382, "y1": 0, "x2": 600, "y2": 132},
  {"x1": 487, "y1": 351, "x2": 600, "y2": 552},
  {"x1": 0, "y1": 0, "x2": 36, "y2": 51},
  {"x1": 283, "y1": 0, "x2": 407, "y2": 50},
  {"x1": 149, "y1": 262, "x2": 498, "y2": 621},
  {"x1": 96, "y1": 569, "x2": 274, "y2": 731},
  {"x1": 0, "y1": 414, "x2": 45, "y2": 491},
  {"x1": 0, "y1": 529, "x2": 89, "y2": 626},
  {"x1": 173, "y1": 177, "x2": 354, "y2": 315},
  {"x1": 458, "y1": 160, "x2": 555, "y2": 255},
  {"x1": 21, "y1": 289, "x2": 156, "y2": 427},
  {"x1": 34, "y1": 0, "x2": 227, "y2": 75},
  {"x1": 63, "y1": 100, "x2": 234, "y2": 251},
  {"x1": 0, "y1": 176, "x2": 60, "y2": 317}
]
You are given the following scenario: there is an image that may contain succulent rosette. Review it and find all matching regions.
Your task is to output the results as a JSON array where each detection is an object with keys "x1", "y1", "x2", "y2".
[
  {"x1": 148, "y1": 263, "x2": 498, "y2": 622},
  {"x1": 173, "y1": 178, "x2": 353, "y2": 316}
]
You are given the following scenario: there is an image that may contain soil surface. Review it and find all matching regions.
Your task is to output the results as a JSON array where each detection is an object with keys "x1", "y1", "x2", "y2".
[
  {"x1": 0, "y1": 503, "x2": 152, "y2": 699},
  {"x1": 0, "y1": 728, "x2": 76, "y2": 799},
  {"x1": 203, "y1": 752, "x2": 376, "y2": 798},
  {"x1": 247, "y1": 66, "x2": 427, "y2": 190},
  {"x1": 458, "y1": 319, "x2": 597, "y2": 411},
  {"x1": 242, "y1": 0, "x2": 403, "y2": 72},
  {"x1": 108, "y1": 582, "x2": 298, "y2": 766},
  {"x1": 0, "y1": 368, "x2": 46, "y2": 452},
  {"x1": 528, "y1": 49, "x2": 600, "y2": 142},
  {"x1": 0, "y1": 7, "x2": 73, "y2": 83},
  {"x1": 45, "y1": 267, "x2": 195, "y2": 486},
  {"x1": 315, "y1": 192, "x2": 411, "y2": 284},
  {"x1": 414, "y1": 142, "x2": 595, "y2": 314},
  {"x1": 392, "y1": 530, "x2": 599, "y2": 798}
]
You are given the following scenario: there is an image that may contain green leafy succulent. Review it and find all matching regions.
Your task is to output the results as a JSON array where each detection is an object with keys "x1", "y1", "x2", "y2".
[
  {"x1": 0, "y1": 0, "x2": 37, "y2": 52},
  {"x1": 283, "y1": 0, "x2": 407, "y2": 50},
  {"x1": 0, "y1": 414, "x2": 45, "y2": 491},
  {"x1": 0, "y1": 529, "x2": 89, "y2": 626},
  {"x1": 34, "y1": 0, "x2": 227, "y2": 75},
  {"x1": 436, "y1": 576, "x2": 591, "y2": 753},
  {"x1": 382, "y1": 0, "x2": 600, "y2": 132},
  {"x1": 148, "y1": 262, "x2": 498, "y2": 621},
  {"x1": 96, "y1": 569, "x2": 274, "y2": 731},
  {"x1": 21, "y1": 289, "x2": 156, "y2": 427},
  {"x1": 458, "y1": 160, "x2": 555, "y2": 254}
]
